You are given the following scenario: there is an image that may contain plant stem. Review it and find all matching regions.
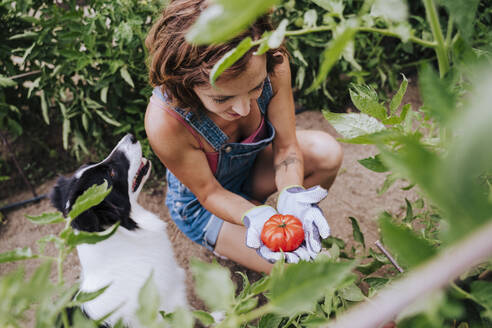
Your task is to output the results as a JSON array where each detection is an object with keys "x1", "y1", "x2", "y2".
[
  {"x1": 423, "y1": 0, "x2": 450, "y2": 77},
  {"x1": 285, "y1": 25, "x2": 333, "y2": 36},
  {"x1": 283, "y1": 25, "x2": 436, "y2": 50},
  {"x1": 62, "y1": 309, "x2": 70, "y2": 328},
  {"x1": 356, "y1": 27, "x2": 437, "y2": 48},
  {"x1": 445, "y1": 17, "x2": 454, "y2": 46},
  {"x1": 237, "y1": 303, "x2": 274, "y2": 324}
]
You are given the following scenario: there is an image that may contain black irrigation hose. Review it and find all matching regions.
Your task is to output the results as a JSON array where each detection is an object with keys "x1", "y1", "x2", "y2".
[{"x1": 0, "y1": 194, "x2": 47, "y2": 214}]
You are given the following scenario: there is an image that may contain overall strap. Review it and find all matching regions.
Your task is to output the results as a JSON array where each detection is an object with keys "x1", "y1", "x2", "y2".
[{"x1": 257, "y1": 76, "x2": 273, "y2": 115}]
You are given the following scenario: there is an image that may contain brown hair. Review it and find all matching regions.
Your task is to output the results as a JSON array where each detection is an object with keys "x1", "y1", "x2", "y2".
[{"x1": 145, "y1": 0, "x2": 286, "y2": 112}]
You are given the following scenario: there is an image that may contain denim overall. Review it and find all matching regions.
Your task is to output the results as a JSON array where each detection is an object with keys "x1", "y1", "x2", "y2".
[{"x1": 153, "y1": 78, "x2": 275, "y2": 250}]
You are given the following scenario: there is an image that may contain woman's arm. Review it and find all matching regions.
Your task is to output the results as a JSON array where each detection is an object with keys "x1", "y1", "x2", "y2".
[
  {"x1": 145, "y1": 97, "x2": 256, "y2": 225},
  {"x1": 267, "y1": 55, "x2": 305, "y2": 190}
]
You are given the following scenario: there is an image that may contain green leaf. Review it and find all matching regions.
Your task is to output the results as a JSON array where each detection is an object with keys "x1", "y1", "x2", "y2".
[
  {"x1": 0, "y1": 247, "x2": 37, "y2": 263},
  {"x1": 349, "y1": 84, "x2": 387, "y2": 121},
  {"x1": 403, "y1": 198, "x2": 414, "y2": 223},
  {"x1": 170, "y1": 307, "x2": 195, "y2": 328},
  {"x1": 371, "y1": 0, "x2": 408, "y2": 22},
  {"x1": 68, "y1": 181, "x2": 111, "y2": 220},
  {"x1": 258, "y1": 313, "x2": 283, "y2": 328},
  {"x1": 236, "y1": 271, "x2": 251, "y2": 299},
  {"x1": 95, "y1": 110, "x2": 121, "y2": 127},
  {"x1": 0, "y1": 75, "x2": 17, "y2": 87},
  {"x1": 254, "y1": 31, "x2": 273, "y2": 56},
  {"x1": 120, "y1": 66, "x2": 134, "y2": 88},
  {"x1": 235, "y1": 297, "x2": 258, "y2": 314},
  {"x1": 62, "y1": 118, "x2": 70, "y2": 150},
  {"x1": 303, "y1": 10, "x2": 318, "y2": 28},
  {"x1": 210, "y1": 37, "x2": 253, "y2": 86},
  {"x1": 364, "y1": 277, "x2": 390, "y2": 297},
  {"x1": 26, "y1": 212, "x2": 65, "y2": 225},
  {"x1": 358, "y1": 154, "x2": 389, "y2": 173},
  {"x1": 339, "y1": 283, "x2": 365, "y2": 302},
  {"x1": 390, "y1": 74, "x2": 408, "y2": 114},
  {"x1": 136, "y1": 272, "x2": 161, "y2": 325},
  {"x1": 85, "y1": 98, "x2": 104, "y2": 109},
  {"x1": 269, "y1": 259, "x2": 354, "y2": 316},
  {"x1": 307, "y1": 27, "x2": 355, "y2": 92},
  {"x1": 71, "y1": 285, "x2": 110, "y2": 305},
  {"x1": 419, "y1": 64, "x2": 456, "y2": 124},
  {"x1": 268, "y1": 19, "x2": 288, "y2": 48},
  {"x1": 383, "y1": 103, "x2": 411, "y2": 125},
  {"x1": 186, "y1": 0, "x2": 281, "y2": 45},
  {"x1": 311, "y1": 0, "x2": 345, "y2": 15},
  {"x1": 9, "y1": 31, "x2": 38, "y2": 40},
  {"x1": 438, "y1": 70, "x2": 492, "y2": 241},
  {"x1": 70, "y1": 309, "x2": 99, "y2": 328},
  {"x1": 441, "y1": 0, "x2": 480, "y2": 42},
  {"x1": 356, "y1": 259, "x2": 385, "y2": 275},
  {"x1": 250, "y1": 276, "x2": 270, "y2": 295},
  {"x1": 65, "y1": 222, "x2": 119, "y2": 247},
  {"x1": 190, "y1": 259, "x2": 235, "y2": 311},
  {"x1": 379, "y1": 213, "x2": 436, "y2": 268},
  {"x1": 469, "y1": 281, "x2": 492, "y2": 320},
  {"x1": 40, "y1": 91, "x2": 50, "y2": 125},
  {"x1": 349, "y1": 217, "x2": 365, "y2": 248},
  {"x1": 100, "y1": 86, "x2": 109, "y2": 103},
  {"x1": 192, "y1": 310, "x2": 215, "y2": 326},
  {"x1": 378, "y1": 173, "x2": 398, "y2": 195},
  {"x1": 323, "y1": 111, "x2": 386, "y2": 140},
  {"x1": 22, "y1": 43, "x2": 35, "y2": 64}
]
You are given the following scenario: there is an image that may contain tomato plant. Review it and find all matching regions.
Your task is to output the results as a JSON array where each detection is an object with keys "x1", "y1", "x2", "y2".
[{"x1": 261, "y1": 214, "x2": 304, "y2": 252}]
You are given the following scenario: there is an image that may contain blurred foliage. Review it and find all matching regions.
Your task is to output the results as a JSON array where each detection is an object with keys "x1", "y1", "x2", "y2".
[
  {"x1": 0, "y1": 0, "x2": 166, "y2": 197},
  {"x1": 273, "y1": 0, "x2": 492, "y2": 112}
]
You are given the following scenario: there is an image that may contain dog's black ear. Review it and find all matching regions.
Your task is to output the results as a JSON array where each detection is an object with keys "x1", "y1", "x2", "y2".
[
  {"x1": 50, "y1": 176, "x2": 72, "y2": 215},
  {"x1": 71, "y1": 209, "x2": 102, "y2": 232}
]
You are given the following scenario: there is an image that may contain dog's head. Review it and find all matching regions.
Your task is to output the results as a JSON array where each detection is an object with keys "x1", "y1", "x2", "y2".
[{"x1": 50, "y1": 134, "x2": 151, "y2": 232}]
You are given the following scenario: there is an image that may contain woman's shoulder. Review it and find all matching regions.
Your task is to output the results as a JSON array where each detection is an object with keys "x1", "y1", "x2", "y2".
[
  {"x1": 269, "y1": 53, "x2": 292, "y2": 95},
  {"x1": 145, "y1": 96, "x2": 196, "y2": 156}
]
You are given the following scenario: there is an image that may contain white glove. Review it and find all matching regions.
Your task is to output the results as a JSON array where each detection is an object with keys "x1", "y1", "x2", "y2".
[
  {"x1": 277, "y1": 185, "x2": 331, "y2": 258},
  {"x1": 242, "y1": 205, "x2": 311, "y2": 263}
]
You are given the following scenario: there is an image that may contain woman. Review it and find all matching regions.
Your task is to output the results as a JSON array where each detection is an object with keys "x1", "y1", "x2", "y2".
[{"x1": 144, "y1": 0, "x2": 343, "y2": 273}]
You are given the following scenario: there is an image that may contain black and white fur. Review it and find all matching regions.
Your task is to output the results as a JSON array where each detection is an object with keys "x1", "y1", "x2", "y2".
[{"x1": 50, "y1": 134, "x2": 188, "y2": 327}]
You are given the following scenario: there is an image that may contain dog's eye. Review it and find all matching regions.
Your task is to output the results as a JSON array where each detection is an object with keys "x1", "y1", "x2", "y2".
[{"x1": 110, "y1": 169, "x2": 116, "y2": 177}]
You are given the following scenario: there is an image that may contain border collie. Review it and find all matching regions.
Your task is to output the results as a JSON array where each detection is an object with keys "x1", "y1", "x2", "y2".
[{"x1": 50, "y1": 134, "x2": 188, "y2": 327}]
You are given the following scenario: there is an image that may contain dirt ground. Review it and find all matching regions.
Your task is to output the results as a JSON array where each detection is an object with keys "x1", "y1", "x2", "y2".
[{"x1": 0, "y1": 80, "x2": 422, "y2": 316}]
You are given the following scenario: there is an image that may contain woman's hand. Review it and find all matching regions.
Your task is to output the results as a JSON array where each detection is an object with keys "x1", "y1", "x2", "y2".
[
  {"x1": 277, "y1": 185, "x2": 331, "y2": 258},
  {"x1": 242, "y1": 205, "x2": 311, "y2": 263}
]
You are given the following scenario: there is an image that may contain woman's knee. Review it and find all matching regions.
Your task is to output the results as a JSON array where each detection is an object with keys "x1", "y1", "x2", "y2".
[{"x1": 301, "y1": 131, "x2": 343, "y2": 173}]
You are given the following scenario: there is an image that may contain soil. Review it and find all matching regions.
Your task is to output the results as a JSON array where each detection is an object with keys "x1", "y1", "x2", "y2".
[{"x1": 0, "y1": 79, "x2": 422, "y2": 321}]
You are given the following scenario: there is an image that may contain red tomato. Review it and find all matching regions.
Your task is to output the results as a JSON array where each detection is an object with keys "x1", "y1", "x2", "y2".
[{"x1": 261, "y1": 214, "x2": 305, "y2": 252}]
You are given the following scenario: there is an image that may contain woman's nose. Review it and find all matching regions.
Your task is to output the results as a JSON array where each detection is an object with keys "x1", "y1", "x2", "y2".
[{"x1": 232, "y1": 98, "x2": 251, "y2": 116}]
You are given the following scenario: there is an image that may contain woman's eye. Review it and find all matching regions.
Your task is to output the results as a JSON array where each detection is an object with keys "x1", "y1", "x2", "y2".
[{"x1": 213, "y1": 98, "x2": 229, "y2": 104}]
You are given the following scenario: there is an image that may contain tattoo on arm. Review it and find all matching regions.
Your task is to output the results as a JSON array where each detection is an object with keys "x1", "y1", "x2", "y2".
[{"x1": 274, "y1": 154, "x2": 301, "y2": 172}]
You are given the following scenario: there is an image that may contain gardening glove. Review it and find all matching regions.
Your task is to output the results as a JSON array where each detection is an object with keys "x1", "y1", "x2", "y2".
[
  {"x1": 277, "y1": 185, "x2": 331, "y2": 258},
  {"x1": 242, "y1": 205, "x2": 311, "y2": 263},
  {"x1": 258, "y1": 243, "x2": 311, "y2": 264}
]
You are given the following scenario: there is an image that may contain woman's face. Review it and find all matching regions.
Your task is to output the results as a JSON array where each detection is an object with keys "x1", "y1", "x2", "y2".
[{"x1": 193, "y1": 54, "x2": 267, "y2": 121}]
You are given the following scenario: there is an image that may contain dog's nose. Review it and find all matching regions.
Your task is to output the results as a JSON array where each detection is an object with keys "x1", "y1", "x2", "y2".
[{"x1": 127, "y1": 134, "x2": 137, "y2": 144}]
